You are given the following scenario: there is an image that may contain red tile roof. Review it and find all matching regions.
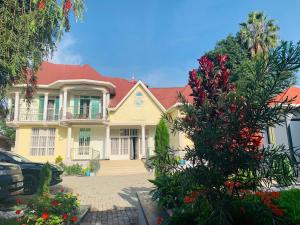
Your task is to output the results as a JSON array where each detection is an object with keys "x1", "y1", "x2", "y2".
[
  {"x1": 35, "y1": 62, "x2": 136, "y2": 108},
  {"x1": 274, "y1": 86, "x2": 300, "y2": 104}
]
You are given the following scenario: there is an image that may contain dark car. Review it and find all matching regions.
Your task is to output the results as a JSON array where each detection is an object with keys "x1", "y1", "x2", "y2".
[
  {"x1": 0, "y1": 151, "x2": 63, "y2": 194},
  {"x1": 0, "y1": 162, "x2": 23, "y2": 199}
]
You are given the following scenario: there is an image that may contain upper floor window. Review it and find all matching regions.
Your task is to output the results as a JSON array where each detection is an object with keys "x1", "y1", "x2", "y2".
[{"x1": 30, "y1": 128, "x2": 56, "y2": 156}]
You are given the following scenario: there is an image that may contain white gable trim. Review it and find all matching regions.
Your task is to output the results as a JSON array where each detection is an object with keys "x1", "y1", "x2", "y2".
[{"x1": 108, "y1": 80, "x2": 166, "y2": 112}]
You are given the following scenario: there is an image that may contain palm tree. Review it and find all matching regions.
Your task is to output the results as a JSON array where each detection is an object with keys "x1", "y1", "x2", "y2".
[{"x1": 238, "y1": 12, "x2": 279, "y2": 57}]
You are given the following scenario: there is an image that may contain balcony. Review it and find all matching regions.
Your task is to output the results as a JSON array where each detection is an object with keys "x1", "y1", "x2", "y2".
[
  {"x1": 63, "y1": 107, "x2": 104, "y2": 120},
  {"x1": 7, "y1": 108, "x2": 59, "y2": 122}
]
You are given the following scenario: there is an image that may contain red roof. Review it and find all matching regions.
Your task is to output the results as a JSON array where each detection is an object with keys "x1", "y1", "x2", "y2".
[
  {"x1": 274, "y1": 87, "x2": 300, "y2": 104},
  {"x1": 35, "y1": 62, "x2": 136, "y2": 108}
]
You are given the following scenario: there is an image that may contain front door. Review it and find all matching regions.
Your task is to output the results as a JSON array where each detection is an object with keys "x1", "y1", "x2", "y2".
[{"x1": 75, "y1": 128, "x2": 91, "y2": 160}]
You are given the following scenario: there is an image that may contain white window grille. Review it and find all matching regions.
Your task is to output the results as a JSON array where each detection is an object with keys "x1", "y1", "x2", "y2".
[{"x1": 31, "y1": 128, "x2": 56, "y2": 156}]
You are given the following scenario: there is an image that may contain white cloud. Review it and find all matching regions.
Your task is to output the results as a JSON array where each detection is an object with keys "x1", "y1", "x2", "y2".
[{"x1": 48, "y1": 33, "x2": 83, "y2": 65}]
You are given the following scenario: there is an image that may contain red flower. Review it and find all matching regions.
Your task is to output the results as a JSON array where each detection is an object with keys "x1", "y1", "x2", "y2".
[
  {"x1": 41, "y1": 212, "x2": 49, "y2": 220},
  {"x1": 272, "y1": 207, "x2": 284, "y2": 216},
  {"x1": 15, "y1": 210, "x2": 22, "y2": 214},
  {"x1": 183, "y1": 196, "x2": 193, "y2": 203},
  {"x1": 64, "y1": 0, "x2": 72, "y2": 14},
  {"x1": 198, "y1": 56, "x2": 214, "y2": 78},
  {"x1": 38, "y1": 0, "x2": 46, "y2": 9},
  {"x1": 62, "y1": 213, "x2": 68, "y2": 220},
  {"x1": 217, "y1": 54, "x2": 229, "y2": 67},
  {"x1": 16, "y1": 198, "x2": 22, "y2": 204},
  {"x1": 51, "y1": 200, "x2": 60, "y2": 206},
  {"x1": 71, "y1": 216, "x2": 78, "y2": 222},
  {"x1": 22, "y1": 224, "x2": 27, "y2": 225},
  {"x1": 270, "y1": 192, "x2": 280, "y2": 199},
  {"x1": 156, "y1": 216, "x2": 164, "y2": 224}
]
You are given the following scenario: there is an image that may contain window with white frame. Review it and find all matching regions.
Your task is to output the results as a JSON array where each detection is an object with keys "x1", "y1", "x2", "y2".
[{"x1": 31, "y1": 128, "x2": 56, "y2": 156}]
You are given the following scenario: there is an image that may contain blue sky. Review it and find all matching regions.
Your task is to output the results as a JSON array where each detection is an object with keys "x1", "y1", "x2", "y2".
[{"x1": 50, "y1": 0, "x2": 300, "y2": 87}]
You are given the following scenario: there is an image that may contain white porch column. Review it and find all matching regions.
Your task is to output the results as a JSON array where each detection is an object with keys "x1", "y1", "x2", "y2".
[
  {"x1": 43, "y1": 93, "x2": 48, "y2": 121},
  {"x1": 102, "y1": 91, "x2": 107, "y2": 119},
  {"x1": 63, "y1": 89, "x2": 68, "y2": 119},
  {"x1": 59, "y1": 92, "x2": 63, "y2": 119},
  {"x1": 67, "y1": 126, "x2": 72, "y2": 160},
  {"x1": 105, "y1": 125, "x2": 110, "y2": 159},
  {"x1": 14, "y1": 92, "x2": 20, "y2": 121},
  {"x1": 141, "y1": 125, "x2": 146, "y2": 159}
]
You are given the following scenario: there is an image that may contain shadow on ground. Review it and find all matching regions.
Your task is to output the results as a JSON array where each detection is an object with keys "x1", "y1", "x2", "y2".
[{"x1": 118, "y1": 186, "x2": 153, "y2": 208}]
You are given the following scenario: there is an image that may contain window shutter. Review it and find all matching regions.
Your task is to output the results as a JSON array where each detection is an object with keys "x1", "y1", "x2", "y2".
[
  {"x1": 91, "y1": 97, "x2": 100, "y2": 119},
  {"x1": 55, "y1": 96, "x2": 59, "y2": 119},
  {"x1": 39, "y1": 96, "x2": 44, "y2": 120},
  {"x1": 74, "y1": 96, "x2": 79, "y2": 117}
]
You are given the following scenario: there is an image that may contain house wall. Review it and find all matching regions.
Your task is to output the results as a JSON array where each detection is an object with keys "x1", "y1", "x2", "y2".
[
  {"x1": 14, "y1": 125, "x2": 67, "y2": 163},
  {"x1": 109, "y1": 85, "x2": 163, "y2": 124}
]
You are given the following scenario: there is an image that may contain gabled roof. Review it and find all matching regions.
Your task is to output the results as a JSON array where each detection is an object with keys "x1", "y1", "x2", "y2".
[
  {"x1": 274, "y1": 87, "x2": 300, "y2": 105},
  {"x1": 33, "y1": 62, "x2": 136, "y2": 108}
]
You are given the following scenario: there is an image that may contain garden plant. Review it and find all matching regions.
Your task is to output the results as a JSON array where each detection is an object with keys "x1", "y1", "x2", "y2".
[{"x1": 151, "y1": 41, "x2": 300, "y2": 225}]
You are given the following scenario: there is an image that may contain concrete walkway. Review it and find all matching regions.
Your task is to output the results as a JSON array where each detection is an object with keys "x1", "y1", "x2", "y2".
[{"x1": 60, "y1": 161, "x2": 154, "y2": 225}]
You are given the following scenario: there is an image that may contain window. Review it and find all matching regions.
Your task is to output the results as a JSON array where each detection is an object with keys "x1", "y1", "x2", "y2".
[{"x1": 31, "y1": 128, "x2": 56, "y2": 156}]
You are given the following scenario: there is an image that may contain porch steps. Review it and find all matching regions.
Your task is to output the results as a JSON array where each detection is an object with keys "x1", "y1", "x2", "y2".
[{"x1": 98, "y1": 160, "x2": 149, "y2": 176}]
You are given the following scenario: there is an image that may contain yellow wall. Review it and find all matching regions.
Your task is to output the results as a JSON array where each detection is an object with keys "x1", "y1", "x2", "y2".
[
  {"x1": 109, "y1": 85, "x2": 163, "y2": 124},
  {"x1": 15, "y1": 125, "x2": 67, "y2": 163},
  {"x1": 167, "y1": 108, "x2": 193, "y2": 150}
]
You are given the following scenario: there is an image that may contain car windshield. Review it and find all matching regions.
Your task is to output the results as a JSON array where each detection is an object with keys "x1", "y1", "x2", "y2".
[{"x1": 8, "y1": 153, "x2": 31, "y2": 163}]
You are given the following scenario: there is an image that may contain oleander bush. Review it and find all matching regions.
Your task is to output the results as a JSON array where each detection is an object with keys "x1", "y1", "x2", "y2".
[{"x1": 152, "y1": 41, "x2": 300, "y2": 225}]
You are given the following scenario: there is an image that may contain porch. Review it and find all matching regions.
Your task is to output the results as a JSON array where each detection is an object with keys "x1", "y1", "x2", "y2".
[{"x1": 66, "y1": 125, "x2": 155, "y2": 161}]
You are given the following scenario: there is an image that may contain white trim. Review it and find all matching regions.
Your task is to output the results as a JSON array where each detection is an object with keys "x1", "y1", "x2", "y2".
[
  {"x1": 108, "y1": 80, "x2": 166, "y2": 112},
  {"x1": 13, "y1": 79, "x2": 116, "y2": 93}
]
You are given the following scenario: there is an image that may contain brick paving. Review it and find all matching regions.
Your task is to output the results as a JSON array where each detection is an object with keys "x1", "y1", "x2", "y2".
[{"x1": 60, "y1": 172, "x2": 154, "y2": 225}]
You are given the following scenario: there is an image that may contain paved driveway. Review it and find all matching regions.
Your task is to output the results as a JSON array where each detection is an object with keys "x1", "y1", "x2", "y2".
[{"x1": 60, "y1": 173, "x2": 154, "y2": 225}]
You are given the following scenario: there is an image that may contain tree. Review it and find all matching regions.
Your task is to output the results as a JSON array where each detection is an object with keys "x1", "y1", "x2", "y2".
[
  {"x1": 156, "y1": 42, "x2": 300, "y2": 225},
  {"x1": 207, "y1": 35, "x2": 250, "y2": 83},
  {"x1": 150, "y1": 118, "x2": 176, "y2": 176},
  {"x1": 238, "y1": 11, "x2": 279, "y2": 57},
  {"x1": 0, "y1": 0, "x2": 85, "y2": 105}
]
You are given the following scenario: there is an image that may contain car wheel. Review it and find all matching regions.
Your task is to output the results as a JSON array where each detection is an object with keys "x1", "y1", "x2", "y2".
[{"x1": 23, "y1": 175, "x2": 37, "y2": 195}]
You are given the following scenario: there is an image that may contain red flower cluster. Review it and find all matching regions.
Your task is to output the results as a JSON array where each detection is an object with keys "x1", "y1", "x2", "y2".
[
  {"x1": 38, "y1": 0, "x2": 46, "y2": 10},
  {"x1": 62, "y1": 213, "x2": 68, "y2": 220},
  {"x1": 224, "y1": 181, "x2": 241, "y2": 188},
  {"x1": 15, "y1": 209, "x2": 22, "y2": 215},
  {"x1": 71, "y1": 216, "x2": 78, "y2": 222},
  {"x1": 16, "y1": 198, "x2": 23, "y2": 204},
  {"x1": 41, "y1": 212, "x2": 49, "y2": 220},
  {"x1": 255, "y1": 192, "x2": 284, "y2": 216},
  {"x1": 183, "y1": 191, "x2": 201, "y2": 204},
  {"x1": 51, "y1": 200, "x2": 60, "y2": 206},
  {"x1": 64, "y1": 0, "x2": 73, "y2": 15},
  {"x1": 156, "y1": 216, "x2": 164, "y2": 224}
]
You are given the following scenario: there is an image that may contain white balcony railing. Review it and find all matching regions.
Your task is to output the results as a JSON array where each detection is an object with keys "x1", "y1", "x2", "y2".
[{"x1": 64, "y1": 107, "x2": 103, "y2": 120}]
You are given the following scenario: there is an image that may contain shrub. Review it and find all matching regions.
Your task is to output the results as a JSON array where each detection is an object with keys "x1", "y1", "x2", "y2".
[
  {"x1": 275, "y1": 189, "x2": 300, "y2": 224},
  {"x1": 15, "y1": 190, "x2": 79, "y2": 225},
  {"x1": 63, "y1": 164, "x2": 83, "y2": 176},
  {"x1": 89, "y1": 159, "x2": 100, "y2": 173},
  {"x1": 55, "y1": 156, "x2": 64, "y2": 167},
  {"x1": 37, "y1": 163, "x2": 52, "y2": 196}
]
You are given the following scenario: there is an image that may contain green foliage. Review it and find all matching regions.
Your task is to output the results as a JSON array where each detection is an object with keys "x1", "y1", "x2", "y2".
[
  {"x1": 63, "y1": 163, "x2": 83, "y2": 176},
  {"x1": 55, "y1": 155, "x2": 64, "y2": 165},
  {"x1": 0, "y1": 120, "x2": 15, "y2": 142},
  {"x1": 149, "y1": 118, "x2": 177, "y2": 176},
  {"x1": 16, "y1": 191, "x2": 79, "y2": 225},
  {"x1": 89, "y1": 159, "x2": 100, "y2": 173},
  {"x1": 37, "y1": 162, "x2": 52, "y2": 196},
  {"x1": 0, "y1": 0, "x2": 85, "y2": 105},
  {"x1": 207, "y1": 35, "x2": 250, "y2": 83},
  {"x1": 238, "y1": 11, "x2": 279, "y2": 57},
  {"x1": 275, "y1": 189, "x2": 300, "y2": 224}
]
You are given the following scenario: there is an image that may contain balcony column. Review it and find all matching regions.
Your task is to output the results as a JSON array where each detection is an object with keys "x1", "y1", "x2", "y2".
[
  {"x1": 43, "y1": 93, "x2": 48, "y2": 121},
  {"x1": 63, "y1": 89, "x2": 68, "y2": 119},
  {"x1": 102, "y1": 91, "x2": 107, "y2": 119},
  {"x1": 66, "y1": 126, "x2": 72, "y2": 160},
  {"x1": 14, "y1": 92, "x2": 20, "y2": 121},
  {"x1": 141, "y1": 125, "x2": 146, "y2": 159},
  {"x1": 59, "y1": 92, "x2": 63, "y2": 119},
  {"x1": 105, "y1": 125, "x2": 110, "y2": 159}
]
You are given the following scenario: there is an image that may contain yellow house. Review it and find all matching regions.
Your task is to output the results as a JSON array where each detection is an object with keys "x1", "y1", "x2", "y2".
[{"x1": 6, "y1": 62, "x2": 192, "y2": 163}]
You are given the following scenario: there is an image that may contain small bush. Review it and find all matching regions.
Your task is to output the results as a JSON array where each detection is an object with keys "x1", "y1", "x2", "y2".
[
  {"x1": 275, "y1": 189, "x2": 300, "y2": 224},
  {"x1": 37, "y1": 163, "x2": 52, "y2": 196},
  {"x1": 63, "y1": 164, "x2": 83, "y2": 176}
]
